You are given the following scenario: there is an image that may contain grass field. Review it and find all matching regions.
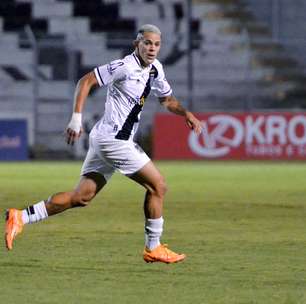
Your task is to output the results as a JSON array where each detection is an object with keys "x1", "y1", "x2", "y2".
[{"x1": 1, "y1": 161, "x2": 306, "y2": 304}]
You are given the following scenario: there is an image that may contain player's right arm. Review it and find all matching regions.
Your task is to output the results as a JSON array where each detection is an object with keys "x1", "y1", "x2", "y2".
[{"x1": 66, "y1": 71, "x2": 98, "y2": 145}]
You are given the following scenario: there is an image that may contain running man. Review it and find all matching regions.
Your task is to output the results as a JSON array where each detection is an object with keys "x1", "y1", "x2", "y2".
[{"x1": 5, "y1": 24, "x2": 202, "y2": 263}]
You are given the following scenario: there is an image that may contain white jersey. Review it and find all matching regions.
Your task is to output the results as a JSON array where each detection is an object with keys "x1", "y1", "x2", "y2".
[{"x1": 91, "y1": 52, "x2": 172, "y2": 141}]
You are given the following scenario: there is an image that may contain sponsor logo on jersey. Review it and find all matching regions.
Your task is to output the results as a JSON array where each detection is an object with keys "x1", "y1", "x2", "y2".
[{"x1": 107, "y1": 61, "x2": 124, "y2": 75}]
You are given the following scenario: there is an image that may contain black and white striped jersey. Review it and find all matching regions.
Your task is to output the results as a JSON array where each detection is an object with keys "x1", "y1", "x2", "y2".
[{"x1": 91, "y1": 52, "x2": 172, "y2": 141}]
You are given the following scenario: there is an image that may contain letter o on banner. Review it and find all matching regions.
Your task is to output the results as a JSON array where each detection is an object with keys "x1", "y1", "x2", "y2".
[{"x1": 288, "y1": 115, "x2": 306, "y2": 145}]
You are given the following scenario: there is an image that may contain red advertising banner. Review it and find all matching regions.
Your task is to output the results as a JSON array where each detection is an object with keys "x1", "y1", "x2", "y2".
[{"x1": 153, "y1": 112, "x2": 306, "y2": 160}]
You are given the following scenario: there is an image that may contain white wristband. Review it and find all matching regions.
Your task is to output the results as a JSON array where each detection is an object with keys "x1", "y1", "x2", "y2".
[{"x1": 67, "y1": 112, "x2": 82, "y2": 133}]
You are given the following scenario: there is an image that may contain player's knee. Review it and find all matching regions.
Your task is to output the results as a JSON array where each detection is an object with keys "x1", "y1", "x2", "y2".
[
  {"x1": 71, "y1": 190, "x2": 95, "y2": 207},
  {"x1": 153, "y1": 179, "x2": 168, "y2": 198}
]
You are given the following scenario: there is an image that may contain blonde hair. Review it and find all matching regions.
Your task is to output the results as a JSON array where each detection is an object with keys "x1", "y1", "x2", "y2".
[{"x1": 135, "y1": 24, "x2": 161, "y2": 41}]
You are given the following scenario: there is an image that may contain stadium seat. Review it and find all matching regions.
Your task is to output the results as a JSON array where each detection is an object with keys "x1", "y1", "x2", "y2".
[{"x1": 1, "y1": 0, "x2": 306, "y2": 157}]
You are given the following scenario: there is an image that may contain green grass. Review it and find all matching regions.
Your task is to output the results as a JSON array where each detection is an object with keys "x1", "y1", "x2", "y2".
[{"x1": 1, "y1": 161, "x2": 306, "y2": 304}]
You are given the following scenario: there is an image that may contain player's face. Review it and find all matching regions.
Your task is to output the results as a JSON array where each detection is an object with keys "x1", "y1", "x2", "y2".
[{"x1": 136, "y1": 32, "x2": 161, "y2": 66}]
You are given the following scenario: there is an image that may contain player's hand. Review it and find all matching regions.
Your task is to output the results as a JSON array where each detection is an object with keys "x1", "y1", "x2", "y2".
[
  {"x1": 65, "y1": 112, "x2": 83, "y2": 145},
  {"x1": 65, "y1": 127, "x2": 83, "y2": 146},
  {"x1": 185, "y1": 112, "x2": 203, "y2": 135}
]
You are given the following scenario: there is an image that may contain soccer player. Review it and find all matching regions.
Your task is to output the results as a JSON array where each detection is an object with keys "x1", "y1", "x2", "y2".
[{"x1": 5, "y1": 24, "x2": 202, "y2": 263}]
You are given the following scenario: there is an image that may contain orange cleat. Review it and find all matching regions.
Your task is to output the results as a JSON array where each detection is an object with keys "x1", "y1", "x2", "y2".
[
  {"x1": 5, "y1": 209, "x2": 24, "y2": 250},
  {"x1": 143, "y1": 244, "x2": 186, "y2": 264}
]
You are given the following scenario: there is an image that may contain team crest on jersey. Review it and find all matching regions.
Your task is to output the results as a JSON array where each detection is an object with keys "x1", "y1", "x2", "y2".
[{"x1": 149, "y1": 66, "x2": 158, "y2": 86}]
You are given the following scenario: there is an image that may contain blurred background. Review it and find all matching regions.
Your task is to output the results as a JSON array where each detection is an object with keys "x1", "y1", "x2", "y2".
[{"x1": 0, "y1": 0, "x2": 306, "y2": 160}]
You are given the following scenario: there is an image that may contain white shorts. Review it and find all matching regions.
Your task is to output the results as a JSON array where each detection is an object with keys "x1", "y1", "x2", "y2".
[{"x1": 81, "y1": 136, "x2": 150, "y2": 181}]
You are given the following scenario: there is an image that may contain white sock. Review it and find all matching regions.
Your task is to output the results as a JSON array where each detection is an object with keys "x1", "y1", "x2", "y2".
[
  {"x1": 145, "y1": 217, "x2": 164, "y2": 250},
  {"x1": 21, "y1": 201, "x2": 48, "y2": 224}
]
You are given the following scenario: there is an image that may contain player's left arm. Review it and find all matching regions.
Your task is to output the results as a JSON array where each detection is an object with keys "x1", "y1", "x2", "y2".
[{"x1": 159, "y1": 95, "x2": 203, "y2": 135}]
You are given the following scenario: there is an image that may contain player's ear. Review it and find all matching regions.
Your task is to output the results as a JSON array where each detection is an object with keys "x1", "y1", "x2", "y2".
[{"x1": 133, "y1": 40, "x2": 139, "y2": 48}]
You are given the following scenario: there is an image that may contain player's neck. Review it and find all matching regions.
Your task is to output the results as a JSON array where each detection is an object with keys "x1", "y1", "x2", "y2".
[{"x1": 135, "y1": 51, "x2": 150, "y2": 68}]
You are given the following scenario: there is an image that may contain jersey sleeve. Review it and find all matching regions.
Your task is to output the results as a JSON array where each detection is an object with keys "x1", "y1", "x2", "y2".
[
  {"x1": 94, "y1": 59, "x2": 126, "y2": 87},
  {"x1": 151, "y1": 64, "x2": 172, "y2": 97}
]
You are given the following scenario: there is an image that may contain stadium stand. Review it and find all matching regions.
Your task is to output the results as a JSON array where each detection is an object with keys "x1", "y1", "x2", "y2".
[{"x1": 1, "y1": 0, "x2": 306, "y2": 156}]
